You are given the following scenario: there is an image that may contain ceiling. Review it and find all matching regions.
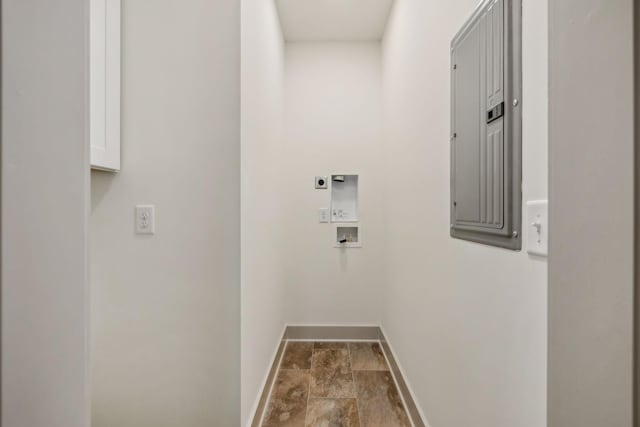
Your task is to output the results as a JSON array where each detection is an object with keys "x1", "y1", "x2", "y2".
[{"x1": 275, "y1": 0, "x2": 395, "y2": 42}]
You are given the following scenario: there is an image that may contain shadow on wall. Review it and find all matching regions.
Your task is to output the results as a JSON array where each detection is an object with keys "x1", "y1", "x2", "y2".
[
  {"x1": 90, "y1": 170, "x2": 116, "y2": 214},
  {"x1": 339, "y1": 249, "x2": 349, "y2": 272}
]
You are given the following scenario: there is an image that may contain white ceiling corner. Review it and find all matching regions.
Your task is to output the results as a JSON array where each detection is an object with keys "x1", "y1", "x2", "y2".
[{"x1": 275, "y1": 0, "x2": 395, "y2": 42}]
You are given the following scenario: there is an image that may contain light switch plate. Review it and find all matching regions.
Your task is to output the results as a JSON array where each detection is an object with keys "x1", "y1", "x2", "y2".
[
  {"x1": 526, "y1": 200, "x2": 548, "y2": 256},
  {"x1": 318, "y1": 208, "x2": 330, "y2": 223},
  {"x1": 135, "y1": 205, "x2": 155, "y2": 234}
]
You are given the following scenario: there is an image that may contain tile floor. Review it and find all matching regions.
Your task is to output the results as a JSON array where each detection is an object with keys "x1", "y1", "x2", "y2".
[{"x1": 260, "y1": 341, "x2": 412, "y2": 427}]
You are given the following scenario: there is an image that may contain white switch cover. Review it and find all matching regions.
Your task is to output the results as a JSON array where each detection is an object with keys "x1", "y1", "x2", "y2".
[
  {"x1": 318, "y1": 208, "x2": 330, "y2": 223},
  {"x1": 135, "y1": 205, "x2": 155, "y2": 234},
  {"x1": 526, "y1": 200, "x2": 548, "y2": 256}
]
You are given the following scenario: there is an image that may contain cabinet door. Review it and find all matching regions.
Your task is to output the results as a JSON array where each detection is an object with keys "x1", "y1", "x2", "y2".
[{"x1": 90, "y1": 0, "x2": 120, "y2": 171}]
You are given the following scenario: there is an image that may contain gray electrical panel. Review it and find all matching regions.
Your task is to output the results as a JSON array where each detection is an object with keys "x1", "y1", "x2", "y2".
[{"x1": 450, "y1": 0, "x2": 522, "y2": 250}]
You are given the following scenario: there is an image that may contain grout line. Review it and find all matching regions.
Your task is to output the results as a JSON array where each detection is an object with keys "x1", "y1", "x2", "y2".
[
  {"x1": 347, "y1": 342, "x2": 364, "y2": 427},
  {"x1": 304, "y1": 342, "x2": 314, "y2": 426},
  {"x1": 306, "y1": 396, "x2": 358, "y2": 400},
  {"x1": 351, "y1": 369, "x2": 390, "y2": 372}
]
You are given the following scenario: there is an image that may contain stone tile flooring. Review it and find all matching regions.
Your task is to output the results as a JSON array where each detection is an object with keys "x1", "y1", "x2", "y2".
[{"x1": 261, "y1": 341, "x2": 411, "y2": 427}]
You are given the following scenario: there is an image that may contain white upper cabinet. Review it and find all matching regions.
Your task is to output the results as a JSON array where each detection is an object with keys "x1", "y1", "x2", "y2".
[{"x1": 90, "y1": 0, "x2": 121, "y2": 171}]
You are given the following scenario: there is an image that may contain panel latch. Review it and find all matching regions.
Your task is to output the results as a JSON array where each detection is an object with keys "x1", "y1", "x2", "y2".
[{"x1": 487, "y1": 102, "x2": 504, "y2": 124}]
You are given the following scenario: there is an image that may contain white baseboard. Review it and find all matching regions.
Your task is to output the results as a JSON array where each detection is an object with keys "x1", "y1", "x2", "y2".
[
  {"x1": 285, "y1": 323, "x2": 380, "y2": 340},
  {"x1": 246, "y1": 324, "x2": 287, "y2": 427},
  {"x1": 379, "y1": 324, "x2": 430, "y2": 427}
]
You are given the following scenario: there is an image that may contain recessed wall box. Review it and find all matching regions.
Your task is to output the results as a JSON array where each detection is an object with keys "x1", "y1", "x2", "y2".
[
  {"x1": 334, "y1": 226, "x2": 361, "y2": 248},
  {"x1": 331, "y1": 174, "x2": 358, "y2": 222}
]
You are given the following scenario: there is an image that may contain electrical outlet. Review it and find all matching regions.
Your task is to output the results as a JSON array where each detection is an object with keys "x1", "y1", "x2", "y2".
[
  {"x1": 135, "y1": 205, "x2": 155, "y2": 234},
  {"x1": 315, "y1": 176, "x2": 328, "y2": 189}
]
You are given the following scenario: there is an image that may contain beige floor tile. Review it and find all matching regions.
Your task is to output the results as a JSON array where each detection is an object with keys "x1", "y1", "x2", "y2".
[
  {"x1": 354, "y1": 371, "x2": 411, "y2": 427},
  {"x1": 310, "y1": 348, "x2": 356, "y2": 398},
  {"x1": 305, "y1": 398, "x2": 360, "y2": 427},
  {"x1": 349, "y1": 343, "x2": 388, "y2": 371},
  {"x1": 262, "y1": 370, "x2": 310, "y2": 427},
  {"x1": 281, "y1": 342, "x2": 314, "y2": 370},
  {"x1": 314, "y1": 342, "x2": 348, "y2": 350}
]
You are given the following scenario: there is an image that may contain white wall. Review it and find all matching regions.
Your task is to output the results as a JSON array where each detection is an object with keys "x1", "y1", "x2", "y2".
[
  {"x1": 90, "y1": 1, "x2": 240, "y2": 426},
  {"x1": 636, "y1": 3, "x2": 640, "y2": 421},
  {"x1": 2, "y1": 0, "x2": 90, "y2": 425},
  {"x1": 240, "y1": 0, "x2": 286, "y2": 425},
  {"x1": 282, "y1": 42, "x2": 385, "y2": 325},
  {"x1": 548, "y1": 1, "x2": 635, "y2": 426},
  {"x1": 381, "y1": 1, "x2": 548, "y2": 427}
]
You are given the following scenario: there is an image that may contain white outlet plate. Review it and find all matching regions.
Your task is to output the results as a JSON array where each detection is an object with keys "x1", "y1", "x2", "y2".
[
  {"x1": 318, "y1": 208, "x2": 330, "y2": 223},
  {"x1": 526, "y1": 200, "x2": 548, "y2": 256},
  {"x1": 135, "y1": 205, "x2": 155, "y2": 234}
]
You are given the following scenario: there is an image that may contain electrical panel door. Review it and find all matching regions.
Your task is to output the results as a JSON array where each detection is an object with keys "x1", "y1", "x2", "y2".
[{"x1": 450, "y1": 0, "x2": 521, "y2": 250}]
